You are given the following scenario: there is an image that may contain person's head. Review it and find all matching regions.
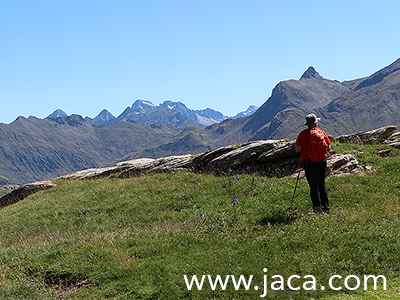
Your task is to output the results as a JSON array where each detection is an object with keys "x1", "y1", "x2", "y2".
[{"x1": 304, "y1": 113, "x2": 321, "y2": 127}]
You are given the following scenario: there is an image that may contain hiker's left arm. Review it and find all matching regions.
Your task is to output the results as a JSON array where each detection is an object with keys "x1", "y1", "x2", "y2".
[{"x1": 326, "y1": 134, "x2": 332, "y2": 153}]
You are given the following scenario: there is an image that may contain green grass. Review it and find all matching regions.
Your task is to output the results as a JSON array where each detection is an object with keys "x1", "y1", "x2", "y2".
[{"x1": 0, "y1": 143, "x2": 400, "y2": 299}]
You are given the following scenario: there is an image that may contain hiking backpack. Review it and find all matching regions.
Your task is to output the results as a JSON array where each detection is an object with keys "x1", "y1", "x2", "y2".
[{"x1": 306, "y1": 127, "x2": 329, "y2": 162}]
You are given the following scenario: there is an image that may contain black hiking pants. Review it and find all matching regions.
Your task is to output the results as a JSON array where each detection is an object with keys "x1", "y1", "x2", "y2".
[{"x1": 303, "y1": 159, "x2": 329, "y2": 211}]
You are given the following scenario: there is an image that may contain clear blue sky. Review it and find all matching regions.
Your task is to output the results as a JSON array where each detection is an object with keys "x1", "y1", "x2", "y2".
[{"x1": 1, "y1": 0, "x2": 400, "y2": 124}]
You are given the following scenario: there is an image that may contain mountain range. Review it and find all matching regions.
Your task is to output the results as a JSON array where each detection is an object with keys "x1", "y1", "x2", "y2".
[
  {"x1": 0, "y1": 102, "x2": 257, "y2": 184},
  {"x1": 48, "y1": 100, "x2": 258, "y2": 129},
  {"x1": 121, "y1": 58, "x2": 400, "y2": 159},
  {"x1": 1, "y1": 57, "x2": 400, "y2": 184}
]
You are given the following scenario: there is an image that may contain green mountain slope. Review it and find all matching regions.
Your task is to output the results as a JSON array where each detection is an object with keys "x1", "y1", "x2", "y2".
[
  {"x1": 120, "y1": 125, "x2": 213, "y2": 160},
  {"x1": 0, "y1": 115, "x2": 181, "y2": 184},
  {"x1": 121, "y1": 117, "x2": 253, "y2": 159},
  {"x1": 320, "y1": 58, "x2": 400, "y2": 134}
]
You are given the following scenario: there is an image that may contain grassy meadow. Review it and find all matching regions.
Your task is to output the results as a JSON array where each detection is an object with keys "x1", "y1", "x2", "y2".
[{"x1": 0, "y1": 143, "x2": 399, "y2": 299}]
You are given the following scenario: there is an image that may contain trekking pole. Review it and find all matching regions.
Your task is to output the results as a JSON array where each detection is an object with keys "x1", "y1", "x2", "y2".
[{"x1": 289, "y1": 167, "x2": 301, "y2": 210}]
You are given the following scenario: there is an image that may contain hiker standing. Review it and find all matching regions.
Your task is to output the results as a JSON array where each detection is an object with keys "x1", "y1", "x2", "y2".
[{"x1": 295, "y1": 114, "x2": 331, "y2": 213}]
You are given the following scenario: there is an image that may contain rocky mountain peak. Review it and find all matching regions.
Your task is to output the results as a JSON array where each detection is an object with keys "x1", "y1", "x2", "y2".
[
  {"x1": 47, "y1": 109, "x2": 68, "y2": 119},
  {"x1": 85, "y1": 109, "x2": 116, "y2": 125},
  {"x1": 131, "y1": 100, "x2": 156, "y2": 110},
  {"x1": 300, "y1": 66, "x2": 323, "y2": 80}
]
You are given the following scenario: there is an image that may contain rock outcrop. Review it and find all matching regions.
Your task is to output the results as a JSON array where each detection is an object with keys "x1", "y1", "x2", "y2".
[
  {"x1": 58, "y1": 139, "x2": 363, "y2": 181},
  {"x1": 326, "y1": 154, "x2": 361, "y2": 176},
  {"x1": 0, "y1": 181, "x2": 56, "y2": 208},
  {"x1": 192, "y1": 140, "x2": 292, "y2": 176},
  {"x1": 333, "y1": 126, "x2": 397, "y2": 144},
  {"x1": 0, "y1": 185, "x2": 20, "y2": 198},
  {"x1": 385, "y1": 140, "x2": 400, "y2": 149},
  {"x1": 384, "y1": 131, "x2": 400, "y2": 149}
]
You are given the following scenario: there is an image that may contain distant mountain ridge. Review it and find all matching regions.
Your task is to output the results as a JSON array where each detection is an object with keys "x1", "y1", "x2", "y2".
[
  {"x1": 232, "y1": 105, "x2": 259, "y2": 119},
  {"x1": 114, "y1": 105, "x2": 202, "y2": 129},
  {"x1": 49, "y1": 100, "x2": 258, "y2": 129}
]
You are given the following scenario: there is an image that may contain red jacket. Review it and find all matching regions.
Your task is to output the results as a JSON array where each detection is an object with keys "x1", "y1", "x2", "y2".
[{"x1": 295, "y1": 125, "x2": 331, "y2": 162}]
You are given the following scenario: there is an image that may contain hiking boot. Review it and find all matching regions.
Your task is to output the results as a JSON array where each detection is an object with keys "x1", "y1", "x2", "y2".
[
  {"x1": 313, "y1": 207, "x2": 322, "y2": 214},
  {"x1": 321, "y1": 206, "x2": 330, "y2": 214}
]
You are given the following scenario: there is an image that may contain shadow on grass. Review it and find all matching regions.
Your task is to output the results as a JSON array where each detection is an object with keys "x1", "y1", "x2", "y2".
[{"x1": 257, "y1": 209, "x2": 301, "y2": 226}]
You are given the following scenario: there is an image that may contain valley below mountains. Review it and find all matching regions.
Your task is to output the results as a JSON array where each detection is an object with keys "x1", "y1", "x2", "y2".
[
  {"x1": 1, "y1": 57, "x2": 400, "y2": 184},
  {"x1": 0, "y1": 116, "x2": 181, "y2": 184}
]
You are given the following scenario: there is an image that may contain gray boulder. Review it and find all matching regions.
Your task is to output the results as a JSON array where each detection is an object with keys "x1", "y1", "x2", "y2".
[
  {"x1": 193, "y1": 140, "x2": 289, "y2": 175},
  {"x1": 0, "y1": 185, "x2": 20, "y2": 198},
  {"x1": 327, "y1": 154, "x2": 362, "y2": 176},
  {"x1": 0, "y1": 181, "x2": 56, "y2": 208},
  {"x1": 118, "y1": 155, "x2": 193, "y2": 178},
  {"x1": 334, "y1": 126, "x2": 397, "y2": 144},
  {"x1": 59, "y1": 156, "x2": 194, "y2": 180},
  {"x1": 386, "y1": 140, "x2": 400, "y2": 149}
]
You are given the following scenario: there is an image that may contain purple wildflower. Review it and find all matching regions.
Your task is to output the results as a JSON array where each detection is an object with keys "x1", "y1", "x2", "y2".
[
  {"x1": 231, "y1": 197, "x2": 239, "y2": 204},
  {"x1": 227, "y1": 167, "x2": 232, "y2": 173},
  {"x1": 83, "y1": 210, "x2": 88, "y2": 216},
  {"x1": 199, "y1": 213, "x2": 204, "y2": 218}
]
